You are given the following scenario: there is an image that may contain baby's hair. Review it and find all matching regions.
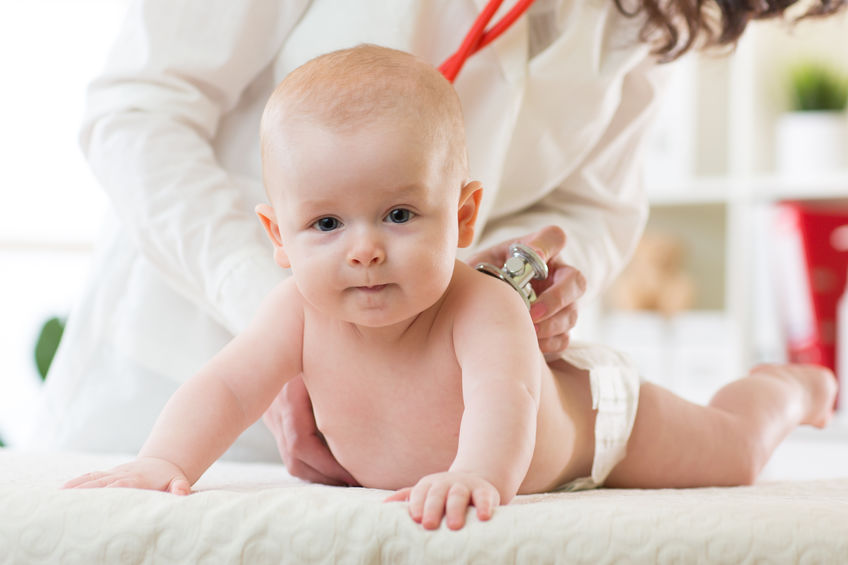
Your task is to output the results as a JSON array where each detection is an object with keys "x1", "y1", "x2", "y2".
[{"x1": 260, "y1": 44, "x2": 469, "y2": 185}]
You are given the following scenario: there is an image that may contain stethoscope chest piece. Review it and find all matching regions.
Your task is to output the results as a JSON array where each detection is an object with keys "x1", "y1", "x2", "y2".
[{"x1": 475, "y1": 243, "x2": 549, "y2": 309}]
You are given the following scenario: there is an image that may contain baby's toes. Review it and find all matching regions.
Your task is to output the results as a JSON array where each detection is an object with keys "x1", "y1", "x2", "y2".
[
  {"x1": 807, "y1": 369, "x2": 838, "y2": 428},
  {"x1": 792, "y1": 365, "x2": 837, "y2": 428}
]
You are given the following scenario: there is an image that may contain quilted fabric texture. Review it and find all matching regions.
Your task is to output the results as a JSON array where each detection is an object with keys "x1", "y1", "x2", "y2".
[{"x1": 1, "y1": 449, "x2": 847, "y2": 564}]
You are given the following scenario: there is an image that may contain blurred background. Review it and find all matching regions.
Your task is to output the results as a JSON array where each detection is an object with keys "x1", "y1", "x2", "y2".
[
  {"x1": 1, "y1": 2, "x2": 847, "y2": 473},
  {"x1": 0, "y1": 0, "x2": 125, "y2": 445},
  {"x1": 598, "y1": 13, "x2": 848, "y2": 410}
]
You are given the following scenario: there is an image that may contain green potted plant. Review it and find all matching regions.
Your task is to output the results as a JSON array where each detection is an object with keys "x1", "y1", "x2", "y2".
[
  {"x1": 35, "y1": 316, "x2": 65, "y2": 380},
  {"x1": 788, "y1": 64, "x2": 848, "y2": 112},
  {"x1": 776, "y1": 61, "x2": 848, "y2": 175}
]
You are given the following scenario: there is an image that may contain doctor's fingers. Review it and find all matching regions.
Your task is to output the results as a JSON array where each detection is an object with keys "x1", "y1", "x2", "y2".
[
  {"x1": 535, "y1": 311, "x2": 576, "y2": 356},
  {"x1": 519, "y1": 225, "x2": 567, "y2": 264},
  {"x1": 278, "y1": 414, "x2": 358, "y2": 487},
  {"x1": 534, "y1": 302, "x2": 578, "y2": 340},
  {"x1": 530, "y1": 262, "x2": 586, "y2": 323},
  {"x1": 464, "y1": 225, "x2": 566, "y2": 268},
  {"x1": 534, "y1": 293, "x2": 579, "y2": 355},
  {"x1": 285, "y1": 441, "x2": 356, "y2": 487},
  {"x1": 264, "y1": 383, "x2": 358, "y2": 486}
]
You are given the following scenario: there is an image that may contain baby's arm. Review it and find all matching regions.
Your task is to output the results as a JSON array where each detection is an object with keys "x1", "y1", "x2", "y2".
[
  {"x1": 389, "y1": 271, "x2": 542, "y2": 529},
  {"x1": 65, "y1": 279, "x2": 304, "y2": 492}
]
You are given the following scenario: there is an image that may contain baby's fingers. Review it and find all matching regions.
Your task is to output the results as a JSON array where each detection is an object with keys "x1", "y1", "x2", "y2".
[
  {"x1": 63, "y1": 471, "x2": 111, "y2": 489},
  {"x1": 421, "y1": 484, "x2": 451, "y2": 530},
  {"x1": 407, "y1": 483, "x2": 431, "y2": 524},
  {"x1": 167, "y1": 477, "x2": 191, "y2": 496},
  {"x1": 384, "y1": 487, "x2": 412, "y2": 503},
  {"x1": 471, "y1": 486, "x2": 499, "y2": 522},
  {"x1": 445, "y1": 484, "x2": 472, "y2": 530}
]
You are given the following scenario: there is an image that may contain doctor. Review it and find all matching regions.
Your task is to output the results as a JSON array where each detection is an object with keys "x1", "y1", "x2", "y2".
[{"x1": 26, "y1": 0, "x2": 840, "y2": 485}]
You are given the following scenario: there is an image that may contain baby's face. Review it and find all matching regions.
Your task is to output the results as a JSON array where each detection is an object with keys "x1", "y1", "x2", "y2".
[{"x1": 265, "y1": 120, "x2": 464, "y2": 328}]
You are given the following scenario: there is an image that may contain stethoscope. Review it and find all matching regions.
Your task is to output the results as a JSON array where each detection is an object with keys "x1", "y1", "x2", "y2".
[
  {"x1": 439, "y1": 0, "x2": 536, "y2": 83},
  {"x1": 439, "y1": 1, "x2": 547, "y2": 308},
  {"x1": 476, "y1": 244, "x2": 549, "y2": 308}
]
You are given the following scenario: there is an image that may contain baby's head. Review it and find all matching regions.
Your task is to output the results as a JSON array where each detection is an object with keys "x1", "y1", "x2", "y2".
[
  {"x1": 256, "y1": 45, "x2": 483, "y2": 328},
  {"x1": 260, "y1": 44, "x2": 469, "y2": 190}
]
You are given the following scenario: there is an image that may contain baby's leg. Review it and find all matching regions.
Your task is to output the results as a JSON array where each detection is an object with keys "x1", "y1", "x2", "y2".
[{"x1": 604, "y1": 364, "x2": 837, "y2": 488}]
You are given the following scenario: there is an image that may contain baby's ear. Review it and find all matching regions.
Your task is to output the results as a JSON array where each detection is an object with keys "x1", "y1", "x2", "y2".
[
  {"x1": 457, "y1": 180, "x2": 483, "y2": 248},
  {"x1": 255, "y1": 203, "x2": 291, "y2": 269}
]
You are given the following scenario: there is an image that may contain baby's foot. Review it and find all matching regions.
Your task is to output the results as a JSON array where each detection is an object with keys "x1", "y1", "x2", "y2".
[{"x1": 751, "y1": 364, "x2": 838, "y2": 428}]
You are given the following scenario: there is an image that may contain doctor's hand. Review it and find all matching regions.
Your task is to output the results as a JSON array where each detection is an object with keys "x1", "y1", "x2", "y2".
[
  {"x1": 263, "y1": 376, "x2": 359, "y2": 487},
  {"x1": 466, "y1": 225, "x2": 586, "y2": 355}
]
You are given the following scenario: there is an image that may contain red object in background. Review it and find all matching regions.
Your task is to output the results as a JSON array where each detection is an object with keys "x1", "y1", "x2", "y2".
[{"x1": 773, "y1": 201, "x2": 848, "y2": 405}]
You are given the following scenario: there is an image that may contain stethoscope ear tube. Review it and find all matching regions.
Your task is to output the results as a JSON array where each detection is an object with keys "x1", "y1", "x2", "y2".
[
  {"x1": 475, "y1": 243, "x2": 549, "y2": 309},
  {"x1": 439, "y1": 0, "x2": 537, "y2": 82}
]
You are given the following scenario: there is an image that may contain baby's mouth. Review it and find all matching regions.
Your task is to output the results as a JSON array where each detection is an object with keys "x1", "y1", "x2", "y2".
[{"x1": 355, "y1": 284, "x2": 388, "y2": 292}]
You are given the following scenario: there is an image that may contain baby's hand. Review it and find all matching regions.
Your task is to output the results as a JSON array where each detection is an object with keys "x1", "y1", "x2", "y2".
[
  {"x1": 385, "y1": 471, "x2": 500, "y2": 530},
  {"x1": 63, "y1": 456, "x2": 191, "y2": 495}
]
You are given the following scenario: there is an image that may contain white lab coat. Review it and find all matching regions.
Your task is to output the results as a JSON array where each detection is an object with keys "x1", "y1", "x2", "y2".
[{"x1": 24, "y1": 0, "x2": 672, "y2": 459}]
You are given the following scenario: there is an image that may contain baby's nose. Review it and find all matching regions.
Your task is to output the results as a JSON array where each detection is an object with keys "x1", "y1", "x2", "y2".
[{"x1": 347, "y1": 230, "x2": 386, "y2": 267}]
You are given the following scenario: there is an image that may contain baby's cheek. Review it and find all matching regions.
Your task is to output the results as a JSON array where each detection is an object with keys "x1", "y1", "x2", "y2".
[
  {"x1": 413, "y1": 253, "x2": 454, "y2": 299},
  {"x1": 294, "y1": 269, "x2": 335, "y2": 309}
]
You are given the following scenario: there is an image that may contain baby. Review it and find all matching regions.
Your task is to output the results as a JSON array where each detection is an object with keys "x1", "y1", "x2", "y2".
[{"x1": 66, "y1": 45, "x2": 837, "y2": 531}]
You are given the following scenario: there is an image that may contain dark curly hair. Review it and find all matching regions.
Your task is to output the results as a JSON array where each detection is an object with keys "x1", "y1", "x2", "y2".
[{"x1": 616, "y1": 0, "x2": 847, "y2": 61}]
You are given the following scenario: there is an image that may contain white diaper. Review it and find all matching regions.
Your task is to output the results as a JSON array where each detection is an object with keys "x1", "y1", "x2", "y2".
[{"x1": 554, "y1": 342, "x2": 641, "y2": 492}]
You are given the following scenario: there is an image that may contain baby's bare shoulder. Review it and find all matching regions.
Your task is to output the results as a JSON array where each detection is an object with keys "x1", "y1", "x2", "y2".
[
  {"x1": 264, "y1": 277, "x2": 303, "y2": 308},
  {"x1": 447, "y1": 262, "x2": 535, "y2": 344},
  {"x1": 248, "y1": 277, "x2": 304, "y2": 334},
  {"x1": 449, "y1": 261, "x2": 530, "y2": 318}
]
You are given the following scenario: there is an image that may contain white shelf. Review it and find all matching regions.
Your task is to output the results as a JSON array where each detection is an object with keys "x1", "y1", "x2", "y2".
[
  {"x1": 647, "y1": 177, "x2": 735, "y2": 206},
  {"x1": 746, "y1": 173, "x2": 848, "y2": 201},
  {"x1": 647, "y1": 173, "x2": 848, "y2": 206}
]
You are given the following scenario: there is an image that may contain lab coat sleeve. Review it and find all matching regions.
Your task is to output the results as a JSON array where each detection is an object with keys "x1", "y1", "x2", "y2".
[
  {"x1": 79, "y1": 0, "x2": 309, "y2": 333},
  {"x1": 472, "y1": 58, "x2": 670, "y2": 302}
]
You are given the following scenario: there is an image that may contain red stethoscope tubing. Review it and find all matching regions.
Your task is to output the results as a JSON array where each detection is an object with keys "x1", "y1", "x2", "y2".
[{"x1": 439, "y1": 0, "x2": 536, "y2": 83}]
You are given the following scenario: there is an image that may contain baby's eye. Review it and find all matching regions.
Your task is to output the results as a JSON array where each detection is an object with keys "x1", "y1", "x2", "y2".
[
  {"x1": 313, "y1": 217, "x2": 341, "y2": 232},
  {"x1": 385, "y1": 208, "x2": 414, "y2": 224}
]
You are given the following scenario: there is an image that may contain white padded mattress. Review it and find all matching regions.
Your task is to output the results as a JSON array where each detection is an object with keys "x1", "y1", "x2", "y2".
[{"x1": 1, "y1": 449, "x2": 847, "y2": 564}]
